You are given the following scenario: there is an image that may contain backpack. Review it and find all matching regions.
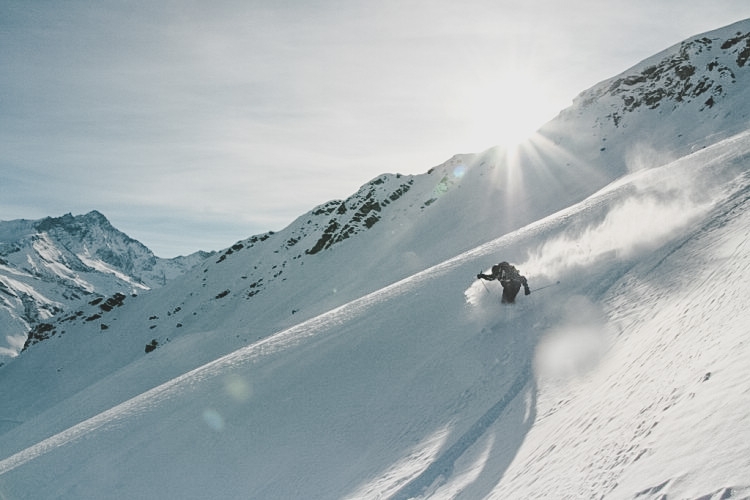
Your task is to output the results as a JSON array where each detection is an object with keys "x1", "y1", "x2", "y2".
[{"x1": 498, "y1": 262, "x2": 519, "y2": 283}]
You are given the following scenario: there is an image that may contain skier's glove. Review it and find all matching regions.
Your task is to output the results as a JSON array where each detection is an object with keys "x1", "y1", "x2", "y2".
[
  {"x1": 476, "y1": 274, "x2": 482, "y2": 279},
  {"x1": 524, "y1": 286, "x2": 531, "y2": 295}
]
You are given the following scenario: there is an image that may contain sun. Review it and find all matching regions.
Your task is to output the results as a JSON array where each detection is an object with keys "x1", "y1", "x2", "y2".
[
  {"x1": 456, "y1": 70, "x2": 555, "y2": 150},
  {"x1": 494, "y1": 77, "x2": 551, "y2": 146}
]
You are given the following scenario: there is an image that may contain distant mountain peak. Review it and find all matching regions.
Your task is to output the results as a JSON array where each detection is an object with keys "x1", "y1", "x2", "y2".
[
  {"x1": 0, "y1": 211, "x2": 211, "y2": 358},
  {"x1": 35, "y1": 210, "x2": 124, "y2": 242}
]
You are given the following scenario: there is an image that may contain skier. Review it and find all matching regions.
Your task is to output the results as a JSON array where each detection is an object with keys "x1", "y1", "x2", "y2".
[{"x1": 477, "y1": 261, "x2": 530, "y2": 304}]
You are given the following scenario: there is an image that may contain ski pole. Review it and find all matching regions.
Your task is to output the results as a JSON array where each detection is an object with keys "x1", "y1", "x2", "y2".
[
  {"x1": 531, "y1": 280, "x2": 560, "y2": 293},
  {"x1": 478, "y1": 274, "x2": 502, "y2": 305}
]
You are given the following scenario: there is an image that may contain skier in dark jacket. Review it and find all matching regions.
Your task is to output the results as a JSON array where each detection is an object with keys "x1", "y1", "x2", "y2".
[{"x1": 477, "y1": 261, "x2": 530, "y2": 303}]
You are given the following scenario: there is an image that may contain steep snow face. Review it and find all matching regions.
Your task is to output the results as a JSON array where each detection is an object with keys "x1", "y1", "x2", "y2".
[
  {"x1": 0, "y1": 130, "x2": 748, "y2": 500},
  {"x1": 487, "y1": 131, "x2": 750, "y2": 500},
  {"x1": 0, "y1": 211, "x2": 211, "y2": 358}
]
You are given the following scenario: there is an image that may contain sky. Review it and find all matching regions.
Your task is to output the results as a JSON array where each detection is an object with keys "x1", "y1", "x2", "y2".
[{"x1": 2, "y1": 0, "x2": 750, "y2": 257}]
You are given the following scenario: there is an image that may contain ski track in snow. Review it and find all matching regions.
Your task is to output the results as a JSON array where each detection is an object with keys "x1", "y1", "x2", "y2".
[{"x1": 390, "y1": 362, "x2": 532, "y2": 500}]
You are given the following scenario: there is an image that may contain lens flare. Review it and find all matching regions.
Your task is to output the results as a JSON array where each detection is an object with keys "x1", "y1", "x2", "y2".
[
  {"x1": 224, "y1": 374, "x2": 252, "y2": 402},
  {"x1": 202, "y1": 408, "x2": 225, "y2": 432}
]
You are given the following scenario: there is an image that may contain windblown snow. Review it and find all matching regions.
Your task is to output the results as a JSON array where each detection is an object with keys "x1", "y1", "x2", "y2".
[{"x1": 1, "y1": 18, "x2": 750, "y2": 500}]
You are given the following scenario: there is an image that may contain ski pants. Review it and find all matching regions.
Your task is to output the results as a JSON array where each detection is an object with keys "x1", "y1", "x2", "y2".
[{"x1": 501, "y1": 281, "x2": 522, "y2": 303}]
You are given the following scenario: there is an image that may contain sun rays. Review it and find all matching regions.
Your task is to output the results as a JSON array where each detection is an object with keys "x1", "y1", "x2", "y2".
[{"x1": 457, "y1": 121, "x2": 615, "y2": 251}]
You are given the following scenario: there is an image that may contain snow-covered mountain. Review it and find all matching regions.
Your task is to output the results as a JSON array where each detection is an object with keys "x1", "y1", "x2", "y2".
[
  {"x1": 1, "y1": 19, "x2": 750, "y2": 500},
  {"x1": 0, "y1": 210, "x2": 212, "y2": 358}
]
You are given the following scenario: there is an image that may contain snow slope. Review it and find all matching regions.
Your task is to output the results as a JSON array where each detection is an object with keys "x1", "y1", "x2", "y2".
[
  {"x1": 1, "y1": 18, "x2": 750, "y2": 500},
  {"x1": 0, "y1": 128, "x2": 748, "y2": 499}
]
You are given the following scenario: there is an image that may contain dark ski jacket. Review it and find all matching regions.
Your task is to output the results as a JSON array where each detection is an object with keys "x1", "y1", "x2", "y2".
[{"x1": 477, "y1": 262, "x2": 530, "y2": 295}]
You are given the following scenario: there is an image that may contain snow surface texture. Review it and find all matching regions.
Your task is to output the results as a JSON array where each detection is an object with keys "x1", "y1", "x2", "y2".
[{"x1": 1, "y1": 19, "x2": 750, "y2": 500}]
